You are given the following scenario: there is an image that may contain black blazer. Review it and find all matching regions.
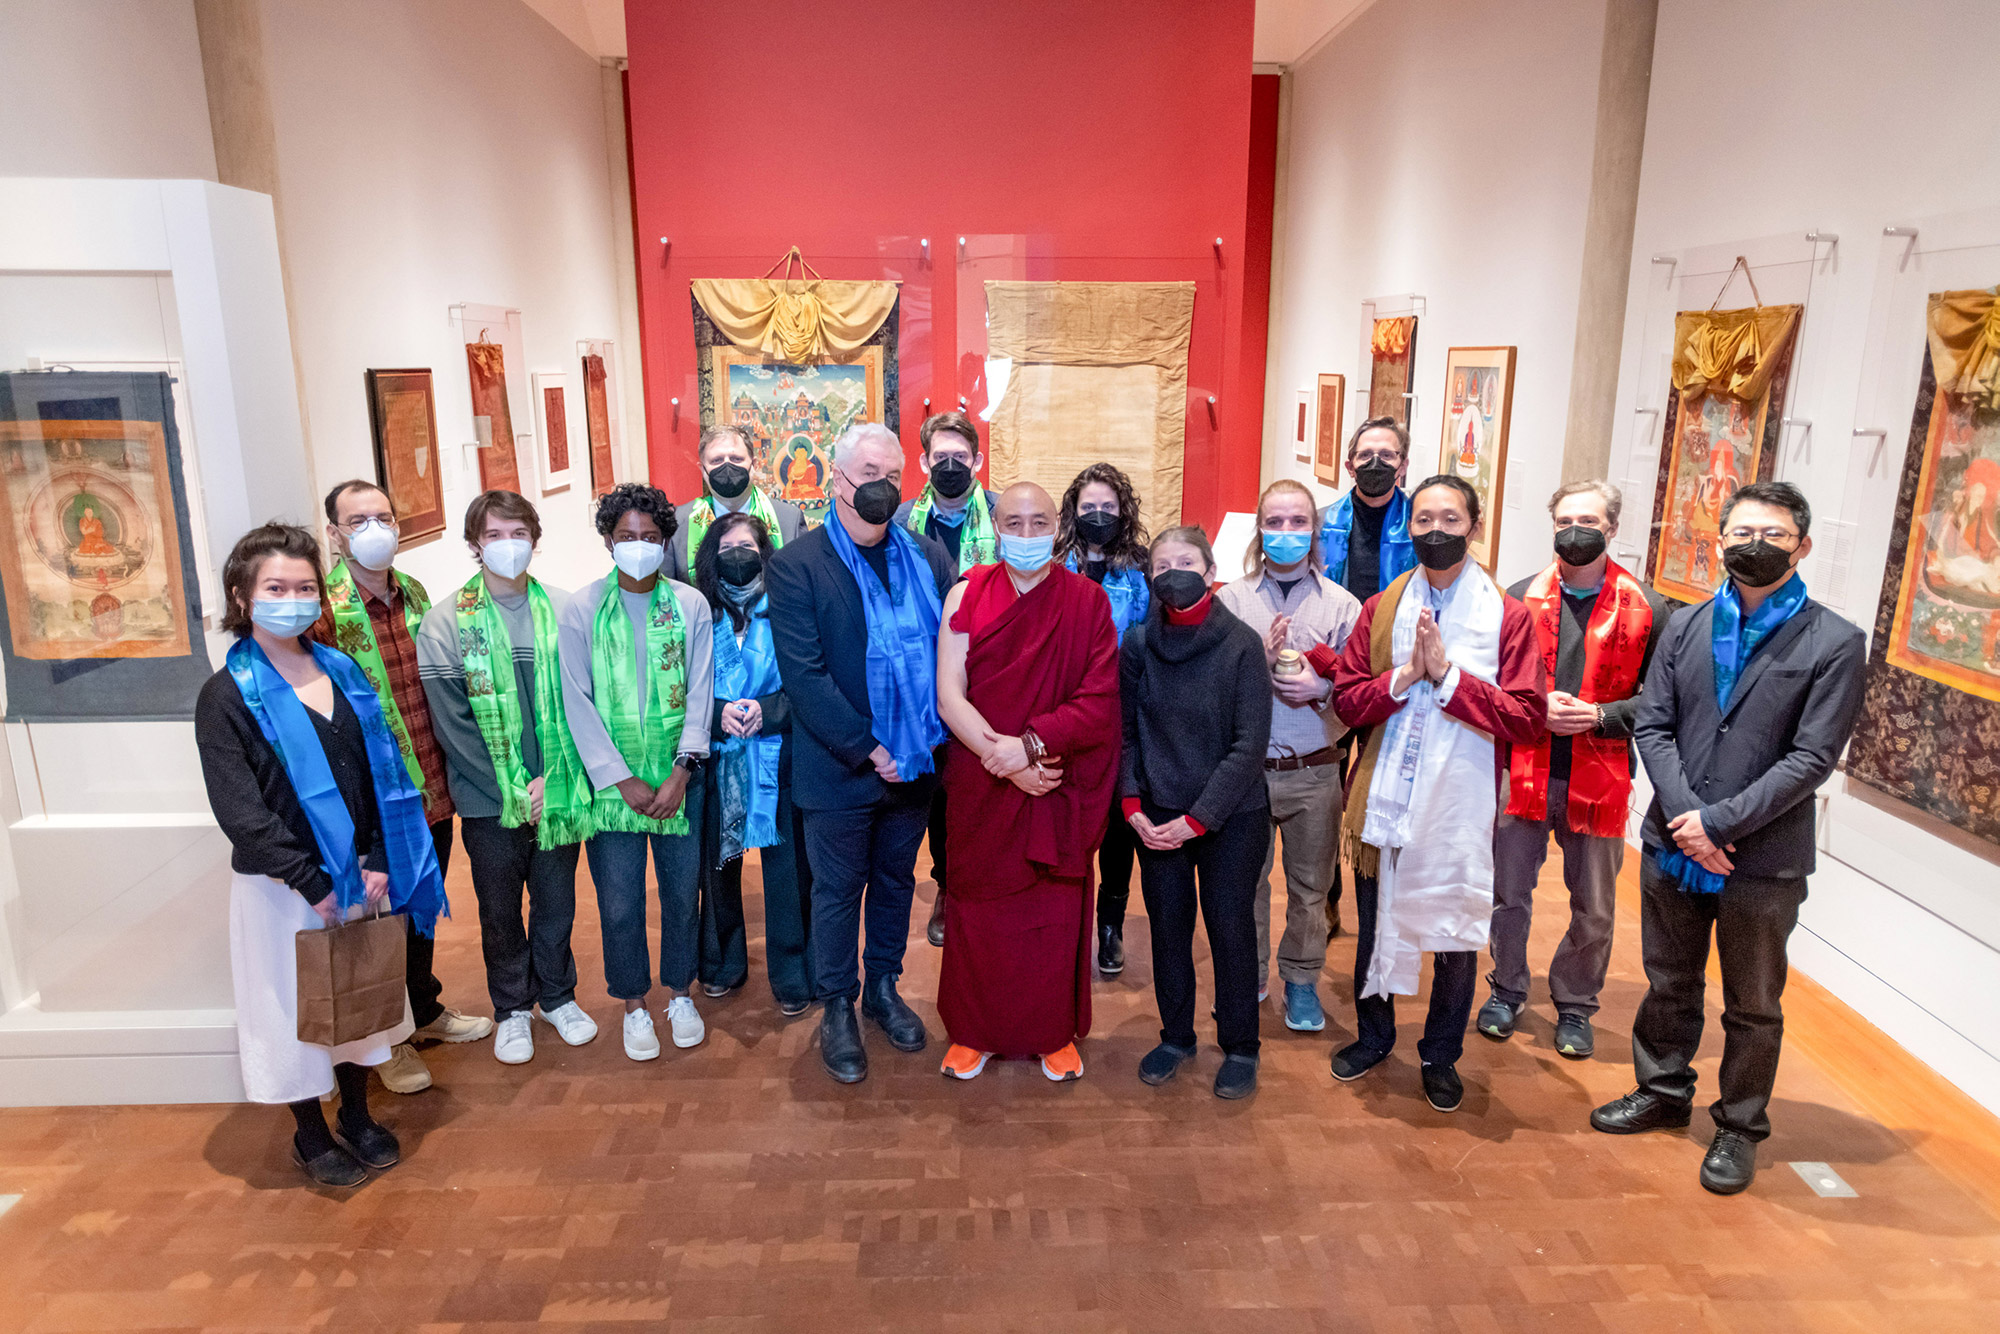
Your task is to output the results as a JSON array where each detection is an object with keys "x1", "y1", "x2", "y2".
[
  {"x1": 764, "y1": 522, "x2": 957, "y2": 811},
  {"x1": 1634, "y1": 593, "x2": 1866, "y2": 879}
]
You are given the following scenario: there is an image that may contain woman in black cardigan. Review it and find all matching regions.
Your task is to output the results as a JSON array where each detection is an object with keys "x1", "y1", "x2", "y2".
[{"x1": 1120, "y1": 525, "x2": 1273, "y2": 1099}]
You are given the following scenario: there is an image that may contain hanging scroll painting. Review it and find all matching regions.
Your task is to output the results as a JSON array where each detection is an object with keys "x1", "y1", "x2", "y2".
[
  {"x1": 581, "y1": 351, "x2": 617, "y2": 497},
  {"x1": 531, "y1": 372, "x2": 573, "y2": 496},
  {"x1": 1368, "y1": 316, "x2": 1417, "y2": 426},
  {"x1": 1313, "y1": 373, "x2": 1345, "y2": 486},
  {"x1": 365, "y1": 369, "x2": 446, "y2": 547},
  {"x1": 465, "y1": 337, "x2": 525, "y2": 495},
  {"x1": 1435, "y1": 347, "x2": 1516, "y2": 569}
]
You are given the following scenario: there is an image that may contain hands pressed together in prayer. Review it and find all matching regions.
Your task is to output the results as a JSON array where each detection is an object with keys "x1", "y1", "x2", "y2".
[
  {"x1": 720, "y1": 698, "x2": 763, "y2": 739},
  {"x1": 1546, "y1": 690, "x2": 1599, "y2": 736},
  {"x1": 1669, "y1": 808, "x2": 1735, "y2": 876},
  {"x1": 981, "y1": 728, "x2": 1063, "y2": 797},
  {"x1": 1391, "y1": 608, "x2": 1453, "y2": 696},
  {"x1": 1265, "y1": 615, "x2": 1332, "y2": 706}
]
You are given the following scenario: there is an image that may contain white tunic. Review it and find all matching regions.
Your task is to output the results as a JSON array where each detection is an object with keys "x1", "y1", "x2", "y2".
[{"x1": 230, "y1": 872, "x2": 412, "y2": 1104}]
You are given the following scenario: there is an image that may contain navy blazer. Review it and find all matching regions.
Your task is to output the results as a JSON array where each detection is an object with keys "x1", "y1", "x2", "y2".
[
  {"x1": 1633, "y1": 591, "x2": 1866, "y2": 879},
  {"x1": 764, "y1": 521, "x2": 958, "y2": 812}
]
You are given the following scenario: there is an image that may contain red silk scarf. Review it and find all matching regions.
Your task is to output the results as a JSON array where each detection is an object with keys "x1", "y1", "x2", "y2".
[{"x1": 1506, "y1": 560, "x2": 1652, "y2": 837}]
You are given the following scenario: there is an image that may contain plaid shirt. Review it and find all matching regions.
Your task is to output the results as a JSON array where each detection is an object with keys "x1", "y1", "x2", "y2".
[{"x1": 309, "y1": 576, "x2": 455, "y2": 825}]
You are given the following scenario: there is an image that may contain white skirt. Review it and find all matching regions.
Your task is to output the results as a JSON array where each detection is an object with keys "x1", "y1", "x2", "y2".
[{"x1": 229, "y1": 871, "x2": 413, "y2": 1105}]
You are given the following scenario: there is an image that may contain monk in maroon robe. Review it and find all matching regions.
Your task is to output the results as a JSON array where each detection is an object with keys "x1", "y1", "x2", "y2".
[{"x1": 936, "y1": 482, "x2": 1121, "y2": 1081}]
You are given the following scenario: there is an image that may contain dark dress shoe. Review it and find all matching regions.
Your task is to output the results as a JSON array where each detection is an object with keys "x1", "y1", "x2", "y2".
[
  {"x1": 1553, "y1": 1012, "x2": 1594, "y2": 1059},
  {"x1": 1590, "y1": 1089, "x2": 1693, "y2": 1134},
  {"x1": 1475, "y1": 995, "x2": 1521, "y2": 1040},
  {"x1": 1213, "y1": 1053, "x2": 1259, "y2": 1100},
  {"x1": 1138, "y1": 1041, "x2": 1196, "y2": 1085},
  {"x1": 1420, "y1": 1062, "x2": 1464, "y2": 1113},
  {"x1": 860, "y1": 975, "x2": 928, "y2": 1052},
  {"x1": 701, "y1": 979, "x2": 742, "y2": 999},
  {"x1": 777, "y1": 996, "x2": 812, "y2": 1017},
  {"x1": 1096, "y1": 924, "x2": 1124, "y2": 976},
  {"x1": 1700, "y1": 1128, "x2": 1757, "y2": 1194},
  {"x1": 293, "y1": 1138, "x2": 368, "y2": 1188},
  {"x1": 926, "y1": 891, "x2": 946, "y2": 947},
  {"x1": 819, "y1": 998, "x2": 868, "y2": 1083},
  {"x1": 333, "y1": 1119, "x2": 401, "y2": 1170},
  {"x1": 1329, "y1": 1040, "x2": 1389, "y2": 1082}
]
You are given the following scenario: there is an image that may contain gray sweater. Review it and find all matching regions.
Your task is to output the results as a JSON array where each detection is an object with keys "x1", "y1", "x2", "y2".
[
  {"x1": 416, "y1": 579, "x2": 570, "y2": 821},
  {"x1": 557, "y1": 574, "x2": 714, "y2": 790}
]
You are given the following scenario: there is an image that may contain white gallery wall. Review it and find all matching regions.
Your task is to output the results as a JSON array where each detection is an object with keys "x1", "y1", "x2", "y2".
[
  {"x1": 1606, "y1": 0, "x2": 2000, "y2": 1113},
  {"x1": 1264, "y1": 0, "x2": 1608, "y2": 589}
]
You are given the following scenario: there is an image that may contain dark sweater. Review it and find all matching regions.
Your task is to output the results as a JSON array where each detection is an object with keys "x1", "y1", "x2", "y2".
[
  {"x1": 195, "y1": 667, "x2": 387, "y2": 905},
  {"x1": 1119, "y1": 600, "x2": 1272, "y2": 829}
]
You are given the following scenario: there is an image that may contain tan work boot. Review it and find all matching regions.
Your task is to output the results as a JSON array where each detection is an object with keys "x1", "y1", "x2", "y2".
[
  {"x1": 414, "y1": 1008, "x2": 494, "y2": 1043},
  {"x1": 377, "y1": 1042, "x2": 433, "y2": 1094}
]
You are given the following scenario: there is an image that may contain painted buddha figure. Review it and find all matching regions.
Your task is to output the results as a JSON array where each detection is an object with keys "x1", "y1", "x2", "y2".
[{"x1": 74, "y1": 504, "x2": 117, "y2": 557}]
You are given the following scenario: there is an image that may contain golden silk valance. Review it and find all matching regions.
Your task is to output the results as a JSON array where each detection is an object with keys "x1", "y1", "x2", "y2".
[
  {"x1": 1927, "y1": 288, "x2": 2000, "y2": 409},
  {"x1": 690, "y1": 250, "x2": 898, "y2": 362},
  {"x1": 1670, "y1": 304, "x2": 1801, "y2": 404}
]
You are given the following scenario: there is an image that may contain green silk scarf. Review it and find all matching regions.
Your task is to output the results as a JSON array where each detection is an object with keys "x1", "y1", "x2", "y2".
[
  {"x1": 907, "y1": 485, "x2": 997, "y2": 572},
  {"x1": 588, "y1": 574, "x2": 691, "y2": 836},
  {"x1": 324, "y1": 559, "x2": 431, "y2": 798},
  {"x1": 686, "y1": 486, "x2": 784, "y2": 561}
]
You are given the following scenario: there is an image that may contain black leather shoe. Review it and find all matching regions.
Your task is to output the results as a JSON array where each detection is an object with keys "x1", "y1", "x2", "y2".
[
  {"x1": 1553, "y1": 1012, "x2": 1595, "y2": 1059},
  {"x1": 777, "y1": 996, "x2": 812, "y2": 1017},
  {"x1": 926, "y1": 889, "x2": 946, "y2": 947},
  {"x1": 1700, "y1": 1128, "x2": 1758, "y2": 1194},
  {"x1": 333, "y1": 1119, "x2": 400, "y2": 1170},
  {"x1": 1329, "y1": 1040, "x2": 1389, "y2": 1083},
  {"x1": 1096, "y1": 924, "x2": 1124, "y2": 976},
  {"x1": 1213, "y1": 1053, "x2": 1259, "y2": 1100},
  {"x1": 819, "y1": 997, "x2": 868, "y2": 1084},
  {"x1": 1420, "y1": 1062, "x2": 1464, "y2": 1113},
  {"x1": 293, "y1": 1137, "x2": 367, "y2": 1188},
  {"x1": 1475, "y1": 995, "x2": 1521, "y2": 1040},
  {"x1": 1590, "y1": 1088, "x2": 1693, "y2": 1134},
  {"x1": 1138, "y1": 1041, "x2": 1196, "y2": 1085},
  {"x1": 860, "y1": 974, "x2": 928, "y2": 1052}
]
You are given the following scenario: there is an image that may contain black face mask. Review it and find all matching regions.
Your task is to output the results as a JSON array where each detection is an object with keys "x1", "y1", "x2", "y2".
[
  {"x1": 1353, "y1": 459, "x2": 1398, "y2": 498},
  {"x1": 1413, "y1": 529, "x2": 1469, "y2": 571},
  {"x1": 1152, "y1": 568, "x2": 1210, "y2": 611},
  {"x1": 707, "y1": 463, "x2": 751, "y2": 500},
  {"x1": 1723, "y1": 539, "x2": 1795, "y2": 588},
  {"x1": 1553, "y1": 524, "x2": 1607, "y2": 566},
  {"x1": 847, "y1": 476, "x2": 901, "y2": 525},
  {"x1": 1076, "y1": 511, "x2": 1120, "y2": 550},
  {"x1": 717, "y1": 547, "x2": 763, "y2": 587},
  {"x1": 928, "y1": 457, "x2": 973, "y2": 500}
]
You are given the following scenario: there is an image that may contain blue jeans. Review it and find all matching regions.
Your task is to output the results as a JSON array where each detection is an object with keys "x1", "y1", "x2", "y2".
[
  {"x1": 801, "y1": 780, "x2": 931, "y2": 1003},
  {"x1": 585, "y1": 779, "x2": 704, "y2": 1001}
]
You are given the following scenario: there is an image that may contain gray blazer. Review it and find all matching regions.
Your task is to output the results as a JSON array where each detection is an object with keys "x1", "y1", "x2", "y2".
[
  {"x1": 1633, "y1": 593, "x2": 1866, "y2": 879},
  {"x1": 668, "y1": 493, "x2": 806, "y2": 583}
]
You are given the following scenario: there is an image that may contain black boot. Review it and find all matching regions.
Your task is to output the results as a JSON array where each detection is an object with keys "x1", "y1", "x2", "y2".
[
  {"x1": 860, "y1": 974, "x2": 928, "y2": 1052},
  {"x1": 819, "y1": 997, "x2": 867, "y2": 1084},
  {"x1": 1096, "y1": 923, "x2": 1124, "y2": 976}
]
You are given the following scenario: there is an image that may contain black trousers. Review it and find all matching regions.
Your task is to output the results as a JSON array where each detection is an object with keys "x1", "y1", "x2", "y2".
[
  {"x1": 403, "y1": 817, "x2": 455, "y2": 1030},
  {"x1": 802, "y1": 781, "x2": 931, "y2": 1003},
  {"x1": 1351, "y1": 871, "x2": 1477, "y2": 1067},
  {"x1": 926, "y1": 784, "x2": 950, "y2": 895},
  {"x1": 1136, "y1": 800, "x2": 1267, "y2": 1058},
  {"x1": 1094, "y1": 795, "x2": 1139, "y2": 930},
  {"x1": 1632, "y1": 855, "x2": 1808, "y2": 1141},
  {"x1": 459, "y1": 815, "x2": 582, "y2": 1018},
  {"x1": 699, "y1": 773, "x2": 815, "y2": 1008}
]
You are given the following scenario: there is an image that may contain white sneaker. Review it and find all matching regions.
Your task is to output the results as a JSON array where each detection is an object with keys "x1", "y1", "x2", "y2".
[
  {"x1": 666, "y1": 995, "x2": 705, "y2": 1048},
  {"x1": 622, "y1": 1007, "x2": 661, "y2": 1061},
  {"x1": 493, "y1": 1011, "x2": 533, "y2": 1064},
  {"x1": 534, "y1": 1000, "x2": 599, "y2": 1046},
  {"x1": 414, "y1": 1007, "x2": 495, "y2": 1043}
]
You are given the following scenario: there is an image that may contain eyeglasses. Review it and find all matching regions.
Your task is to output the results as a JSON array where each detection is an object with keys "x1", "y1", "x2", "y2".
[
  {"x1": 1722, "y1": 526, "x2": 1799, "y2": 546},
  {"x1": 1351, "y1": 450, "x2": 1400, "y2": 466},
  {"x1": 336, "y1": 515, "x2": 398, "y2": 533}
]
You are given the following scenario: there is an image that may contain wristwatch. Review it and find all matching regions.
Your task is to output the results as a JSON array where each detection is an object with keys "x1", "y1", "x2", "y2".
[{"x1": 674, "y1": 752, "x2": 702, "y2": 774}]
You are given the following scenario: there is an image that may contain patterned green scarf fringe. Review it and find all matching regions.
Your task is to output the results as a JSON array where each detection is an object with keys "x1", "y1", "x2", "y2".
[{"x1": 588, "y1": 574, "x2": 690, "y2": 837}]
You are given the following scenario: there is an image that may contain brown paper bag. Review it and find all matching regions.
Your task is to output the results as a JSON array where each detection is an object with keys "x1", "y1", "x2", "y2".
[{"x1": 296, "y1": 908, "x2": 407, "y2": 1047}]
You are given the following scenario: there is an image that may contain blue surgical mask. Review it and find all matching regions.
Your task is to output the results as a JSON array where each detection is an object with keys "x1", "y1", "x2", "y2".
[
  {"x1": 251, "y1": 596, "x2": 322, "y2": 637},
  {"x1": 998, "y1": 532, "x2": 1055, "y2": 573},
  {"x1": 1262, "y1": 529, "x2": 1313, "y2": 566}
]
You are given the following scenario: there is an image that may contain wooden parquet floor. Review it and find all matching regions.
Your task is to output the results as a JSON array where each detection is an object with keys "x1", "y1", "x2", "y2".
[{"x1": 3, "y1": 835, "x2": 1999, "y2": 1332}]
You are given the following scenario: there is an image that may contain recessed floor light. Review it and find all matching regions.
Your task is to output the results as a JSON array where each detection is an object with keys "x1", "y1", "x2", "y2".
[{"x1": 1789, "y1": 1162, "x2": 1857, "y2": 1198}]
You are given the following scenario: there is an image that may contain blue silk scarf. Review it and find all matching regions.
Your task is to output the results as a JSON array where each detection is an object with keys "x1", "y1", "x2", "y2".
[
  {"x1": 1319, "y1": 487, "x2": 1415, "y2": 591},
  {"x1": 825, "y1": 516, "x2": 947, "y2": 779},
  {"x1": 712, "y1": 595, "x2": 784, "y2": 865},
  {"x1": 227, "y1": 636, "x2": 448, "y2": 935}
]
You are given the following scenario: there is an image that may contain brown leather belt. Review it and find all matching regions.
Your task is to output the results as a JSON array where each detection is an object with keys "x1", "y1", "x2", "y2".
[{"x1": 1265, "y1": 746, "x2": 1339, "y2": 773}]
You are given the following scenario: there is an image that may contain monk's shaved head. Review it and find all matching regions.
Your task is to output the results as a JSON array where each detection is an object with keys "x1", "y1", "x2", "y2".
[{"x1": 996, "y1": 481, "x2": 1057, "y2": 524}]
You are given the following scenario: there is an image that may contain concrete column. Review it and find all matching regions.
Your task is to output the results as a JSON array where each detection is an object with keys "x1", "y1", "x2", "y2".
[
  {"x1": 1560, "y1": 0, "x2": 1658, "y2": 483},
  {"x1": 601, "y1": 58, "x2": 650, "y2": 482},
  {"x1": 191, "y1": 0, "x2": 318, "y2": 508}
]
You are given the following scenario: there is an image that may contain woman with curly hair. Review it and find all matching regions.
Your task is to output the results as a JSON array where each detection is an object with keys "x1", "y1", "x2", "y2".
[
  {"x1": 557, "y1": 483, "x2": 716, "y2": 1060},
  {"x1": 1054, "y1": 462, "x2": 1151, "y2": 976}
]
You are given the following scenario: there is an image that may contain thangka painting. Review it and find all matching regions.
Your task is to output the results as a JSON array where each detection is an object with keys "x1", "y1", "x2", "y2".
[
  {"x1": 581, "y1": 352, "x2": 617, "y2": 497},
  {"x1": 465, "y1": 338, "x2": 525, "y2": 494},
  {"x1": 693, "y1": 293, "x2": 899, "y2": 529},
  {"x1": 0, "y1": 371, "x2": 211, "y2": 720},
  {"x1": 1847, "y1": 333, "x2": 2000, "y2": 846},
  {"x1": 1436, "y1": 347, "x2": 1516, "y2": 570},
  {"x1": 1368, "y1": 316, "x2": 1417, "y2": 426},
  {"x1": 365, "y1": 369, "x2": 446, "y2": 547},
  {"x1": 1313, "y1": 373, "x2": 1345, "y2": 486},
  {"x1": 1646, "y1": 333, "x2": 1797, "y2": 606}
]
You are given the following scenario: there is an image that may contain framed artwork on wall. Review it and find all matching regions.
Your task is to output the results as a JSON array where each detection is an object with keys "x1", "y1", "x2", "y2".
[
  {"x1": 1313, "y1": 373, "x2": 1346, "y2": 486},
  {"x1": 580, "y1": 348, "x2": 617, "y2": 497},
  {"x1": 464, "y1": 335, "x2": 525, "y2": 495},
  {"x1": 1368, "y1": 316, "x2": 1417, "y2": 426},
  {"x1": 1435, "y1": 347, "x2": 1515, "y2": 569},
  {"x1": 1645, "y1": 304, "x2": 1801, "y2": 605},
  {"x1": 531, "y1": 371, "x2": 573, "y2": 496},
  {"x1": 1294, "y1": 389, "x2": 1310, "y2": 465},
  {"x1": 364, "y1": 369, "x2": 446, "y2": 547}
]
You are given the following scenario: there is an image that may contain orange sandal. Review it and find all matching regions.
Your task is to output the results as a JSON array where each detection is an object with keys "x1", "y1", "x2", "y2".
[
  {"x1": 1040, "y1": 1042, "x2": 1083, "y2": 1082},
  {"x1": 941, "y1": 1044, "x2": 992, "y2": 1080}
]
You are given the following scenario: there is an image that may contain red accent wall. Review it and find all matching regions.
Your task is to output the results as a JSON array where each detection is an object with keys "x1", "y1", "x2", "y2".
[{"x1": 624, "y1": 0, "x2": 1264, "y2": 531}]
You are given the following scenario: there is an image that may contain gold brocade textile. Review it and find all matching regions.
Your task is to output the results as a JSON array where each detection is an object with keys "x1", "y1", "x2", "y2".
[
  {"x1": 1670, "y1": 304, "x2": 1801, "y2": 404},
  {"x1": 1927, "y1": 288, "x2": 2000, "y2": 409},
  {"x1": 690, "y1": 250, "x2": 898, "y2": 362}
]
